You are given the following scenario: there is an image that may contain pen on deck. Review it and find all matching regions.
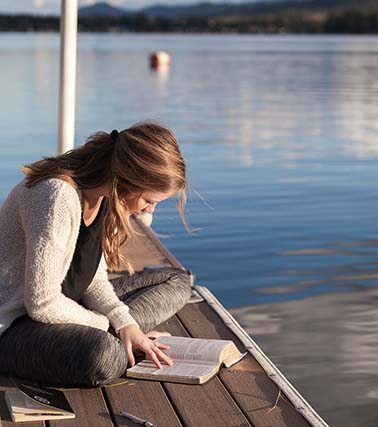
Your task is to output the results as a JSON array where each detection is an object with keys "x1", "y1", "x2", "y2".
[{"x1": 119, "y1": 410, "x2": 154, "y2": 427}]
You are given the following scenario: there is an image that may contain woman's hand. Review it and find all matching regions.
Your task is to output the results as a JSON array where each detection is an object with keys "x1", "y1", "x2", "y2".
[{"x1": 118, "y1": 324, "x2": 173, "y2": 369}]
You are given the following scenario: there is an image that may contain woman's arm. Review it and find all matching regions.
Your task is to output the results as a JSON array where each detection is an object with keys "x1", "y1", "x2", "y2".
[
  {"x1": 81, "y1": 255, "x2": 138, "y2": 332},
  {"x1": 82, "y1": 256, "x2": 176, "y2": 368},
  {"x1": 82, "y1": 256, "x2": 175, "y2": 368},
  {"x1": 22, "y1": 179, "x2": 109, "y2": 331}
]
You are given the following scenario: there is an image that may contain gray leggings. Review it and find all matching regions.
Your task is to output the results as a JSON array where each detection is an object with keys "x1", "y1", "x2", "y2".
[{"x1": 0, "y1": 267, "x2": 192, "y2": 387}]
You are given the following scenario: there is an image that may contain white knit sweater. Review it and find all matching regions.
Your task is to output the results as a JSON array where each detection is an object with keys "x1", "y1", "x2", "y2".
[{"x1": 0, "y1": 178, "x2": 137, "y2": 336}]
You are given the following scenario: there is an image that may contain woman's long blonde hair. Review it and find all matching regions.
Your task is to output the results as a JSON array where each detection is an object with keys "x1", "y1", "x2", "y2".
[{"x1": 22, "y1": 122, "x2": 187, "y2": 273}]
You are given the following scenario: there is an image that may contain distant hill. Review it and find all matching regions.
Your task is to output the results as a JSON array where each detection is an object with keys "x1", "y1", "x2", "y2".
[
  {"x1": 142, "y1": 2, "x2": 240, "y2": 19},
  {"x1": 144, "y1": 0, "x2": 375, "y2": 18},
  {"x1": 78, "y1": 2, "x2": 130, "y2": 17}
]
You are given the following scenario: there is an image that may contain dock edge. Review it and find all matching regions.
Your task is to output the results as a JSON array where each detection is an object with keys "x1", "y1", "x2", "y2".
[{"x1": 194, "y1": 285, "x2": 330, "y2": 427}]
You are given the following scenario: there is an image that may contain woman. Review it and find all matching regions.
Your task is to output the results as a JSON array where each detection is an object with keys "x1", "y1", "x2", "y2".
[{"x1": 0, "y1": 122, "x2": 192, "y2": 387}]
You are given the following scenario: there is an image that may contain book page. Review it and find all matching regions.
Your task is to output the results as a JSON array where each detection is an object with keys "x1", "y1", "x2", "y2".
[
  {"x1": 156, "y1": 336, "x2": 232, "y2": 364},
  {"x1": 128, "y1": 360, "x2": 216, "y2": 379}
]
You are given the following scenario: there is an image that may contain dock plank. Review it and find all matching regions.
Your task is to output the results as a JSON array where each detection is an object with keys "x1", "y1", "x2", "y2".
[
  {"x1": 121, "y1": 219, "x2": 180, "y2": 272},
  {"x1": 163, "y1": 378, "x2": 252, "y2": 427},
  {"x1": 177, "y1": 302, "x2": 311, "y2": 427},
  {"x1": 104, "y1": 380, "x2": 182, "y2": 427},
  {"x1": 156, "y1": 315, "x2": 252, "y2": 427},
  {"x1": 220, "y1": 360, "x2": 310, "y2": 427},
  {"x1": 49, "y1": 388, "x2": 113, "y2": 427}
]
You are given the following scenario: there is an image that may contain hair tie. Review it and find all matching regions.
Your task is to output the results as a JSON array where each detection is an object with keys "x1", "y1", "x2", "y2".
[{"x1": 110, "y1": 129, "x2": 119, "y2": 142}]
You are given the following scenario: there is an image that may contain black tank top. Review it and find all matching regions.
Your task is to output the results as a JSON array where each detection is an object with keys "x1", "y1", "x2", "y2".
[{"x1": 62, "y1": 198, "x2": 107, "y2": 301}]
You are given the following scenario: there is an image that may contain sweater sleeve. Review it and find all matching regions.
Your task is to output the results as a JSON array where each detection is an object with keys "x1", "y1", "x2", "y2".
[
  {"x1": 81, "y1": 255, "x2": 139, "y2": 333},
  {"x1": 22, "y1": 180, "x2": 110, "y2": 331}
]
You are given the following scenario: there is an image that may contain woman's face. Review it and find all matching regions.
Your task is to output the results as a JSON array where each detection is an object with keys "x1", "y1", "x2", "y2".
[{"x1": 123, "y1": 190, "x2": 175, "y2": 215}]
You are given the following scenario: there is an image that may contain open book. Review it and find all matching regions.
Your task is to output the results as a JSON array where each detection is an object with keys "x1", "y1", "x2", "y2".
[
  {"x1": 126, "y1": 336, "x2": 247, "y2": 384},
  {"x1": 5, "y1": 377, "x2": 75, "y2": 422}
]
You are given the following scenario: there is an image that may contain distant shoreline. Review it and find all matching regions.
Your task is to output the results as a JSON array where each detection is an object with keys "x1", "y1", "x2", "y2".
[
  {"x1": 2, "y1": 30, "x2": 377, "y2": 35},
  {"x1": 0, "y1": 11, "x2": 377, "y2": 34}
]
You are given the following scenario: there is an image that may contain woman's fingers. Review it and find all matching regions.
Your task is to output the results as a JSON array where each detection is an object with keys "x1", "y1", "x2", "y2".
[
  {"x1": 126, "y1": 342, "x2": 135, "y2": 367},
  {"x1": 154, "y1": 341, "x2": 170, "y2": 350},
  {"x1": 153, "y1": 345, "x2": 173, "y2": 366},
  {"x1": 147, "y1": 349, "x2": 162, "y2": 369},
  {"x1": 143, "y1": 343, "x2": 173, "y2": 368},
  {"x1": 119, "y1": 324, "x2": 173, "y2": 369}
]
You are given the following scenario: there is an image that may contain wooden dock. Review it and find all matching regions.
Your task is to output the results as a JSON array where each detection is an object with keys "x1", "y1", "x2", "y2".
[{"x1": 0, "y1": 217, "x2": 328, "y2": 427}]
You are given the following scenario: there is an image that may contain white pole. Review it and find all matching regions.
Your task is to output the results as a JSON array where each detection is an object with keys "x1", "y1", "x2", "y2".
[{"x1": 58, "y1": 0, "x2": 78, "y2": 154}]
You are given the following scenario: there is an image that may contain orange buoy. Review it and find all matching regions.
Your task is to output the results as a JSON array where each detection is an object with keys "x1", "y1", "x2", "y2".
[{"x1": 149, "y1": 51, "x2": 171, "y2": 69}]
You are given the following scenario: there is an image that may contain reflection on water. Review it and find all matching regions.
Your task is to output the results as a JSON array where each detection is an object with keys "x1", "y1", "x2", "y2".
[
  {"x1": 1, "y1": 33, "x2": 378, "y2": 427},
  {"x1": 230, "y1": 288, "x2": 378, "y2": 427}
]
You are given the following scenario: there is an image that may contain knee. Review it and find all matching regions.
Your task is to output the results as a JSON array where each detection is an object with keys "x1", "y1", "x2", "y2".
[
  {"x1": 167, "y1": 269, "x2": 194, "y2": 311},
  {"x1": 73, "y1": 328, "x2": 128, "y2": 387},
  {"x1": 168, "y1": 268, "x2": 193, "y2": 301},
  {"x1": 143, "y1": 267, "x2": 193, "y2": 299}
]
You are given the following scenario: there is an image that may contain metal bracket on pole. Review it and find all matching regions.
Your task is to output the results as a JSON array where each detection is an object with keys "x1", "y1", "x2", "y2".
[{"x1": 58, "y1": 0, "x2": 78, "y2": 154}]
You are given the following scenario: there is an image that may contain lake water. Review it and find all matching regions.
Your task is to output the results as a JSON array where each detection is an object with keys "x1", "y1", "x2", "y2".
[{"x1": 1, "y1": 33, "x2": 378, "y2": 427}]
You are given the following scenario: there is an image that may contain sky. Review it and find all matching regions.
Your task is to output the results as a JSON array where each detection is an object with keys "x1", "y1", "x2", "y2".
[{"x1": 0, "y1": 0, "x2": 264, "y2": 15}]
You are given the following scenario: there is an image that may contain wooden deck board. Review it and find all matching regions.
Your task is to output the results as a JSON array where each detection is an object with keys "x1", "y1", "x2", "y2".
[
  {"x1": 104, "y1": 380, "x2": 183, "y2": 427},
  {"x1": 219, "y1": 363, "x2": 310, "y2": 427},
  {"x1": 164, "y1": 377, "x2": 252, "y2": 427},
  {"x1": 120, "y1": 218, "x2": 181, "y2": 272},
  {"x1": 155, "y1": 315, "x2": 252, "y2": 427},
  {"x1": 177, "y1": 302, "x2": 311, "y2": 427},
  {"x1": 49, "y1": 389, "x2": 113, "y2": 427}
]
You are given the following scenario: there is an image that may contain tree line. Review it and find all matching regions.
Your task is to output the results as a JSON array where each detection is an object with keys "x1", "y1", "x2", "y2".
[{"x1": 0, "y1": 9, "x2": 377, "y2": 34}]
